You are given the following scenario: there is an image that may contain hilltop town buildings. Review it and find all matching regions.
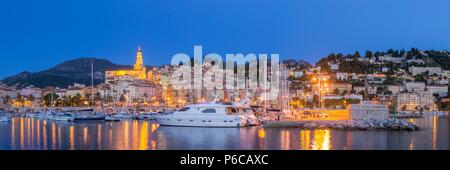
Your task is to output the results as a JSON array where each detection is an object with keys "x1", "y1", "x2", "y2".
[
  {"x1": 1, "y1": 49, "x2": 450, "y2": 114},
  {"x1": 104, "y1": 47, "x2": 162, "y2": 105}
]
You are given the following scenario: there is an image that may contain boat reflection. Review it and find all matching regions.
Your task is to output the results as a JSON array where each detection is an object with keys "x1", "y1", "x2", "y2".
[{"x1": 1, "y1": 117, "x2": 449, "y2": 150}]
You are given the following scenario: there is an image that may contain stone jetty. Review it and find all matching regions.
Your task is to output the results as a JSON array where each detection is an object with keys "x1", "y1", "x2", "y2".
[{"x1": 262, "y1": 118, "x2": 420, "y2": 131}]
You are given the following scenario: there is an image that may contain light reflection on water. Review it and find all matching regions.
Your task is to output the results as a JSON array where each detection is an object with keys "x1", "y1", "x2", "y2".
[{"x1": 0, "y1": 116, "x2": 448, "y2": 150}]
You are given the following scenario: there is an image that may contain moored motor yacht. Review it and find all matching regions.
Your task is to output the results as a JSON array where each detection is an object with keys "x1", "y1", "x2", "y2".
[{"x1": 154, "y1": 102, "x2": 253, "y2": 127}]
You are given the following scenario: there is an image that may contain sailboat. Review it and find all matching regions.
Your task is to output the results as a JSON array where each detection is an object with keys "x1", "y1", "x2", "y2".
[{"x1": 73, "y1": 62, "x2": 106, "y2": 122}]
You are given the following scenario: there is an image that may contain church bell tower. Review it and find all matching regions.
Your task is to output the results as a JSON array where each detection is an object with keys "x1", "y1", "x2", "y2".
[{"x1": 134, "y1": 46, "x2": 146, "y2": 79}]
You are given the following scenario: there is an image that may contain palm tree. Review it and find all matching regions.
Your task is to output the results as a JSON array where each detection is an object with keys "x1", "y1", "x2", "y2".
[
  {"x1": 106, "y1": 95, "x2": 113, "y2": 104},
  {"x1": 61, "y1": 95, "x2": 70, "y2": 107},
  {"x1": 29, "y1": 94, "x2": 35, "y2": 102},
  {"x1": 2, "y1": 95, "x2": 10, "y2": 105},
  {"x1": 333, "y1": 89, "x2": 340, "y2": 95},
  {"x1": 94, "y1": 92, "x2": 102, "y2": 103},
  {"x1": 43, "y1": 93, "x2": 59, "y2": 107},
  {"x1": 119, "y1": 95, "x2": 127, "y2": 103},
  {"x1": 73, "y1": 93, "x2": 82, "y2": 106},
  {"x1": 17, "y1": 95, "x2": 25, "y2": 107}
]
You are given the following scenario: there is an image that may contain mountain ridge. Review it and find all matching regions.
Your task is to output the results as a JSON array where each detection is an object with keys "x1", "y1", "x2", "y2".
[{"x1": 1, "y1": 58, "x2": 133, "y2": 88}]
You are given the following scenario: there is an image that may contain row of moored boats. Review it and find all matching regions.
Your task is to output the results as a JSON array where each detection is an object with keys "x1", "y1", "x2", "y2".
[{"x1": 1, "y1": 101, "x2": 268, "y2": 127}]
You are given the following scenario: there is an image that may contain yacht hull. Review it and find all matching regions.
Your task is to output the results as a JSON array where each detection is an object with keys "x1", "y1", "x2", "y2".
[{"x1": 154, "y1": 114, "x2": 245, "y2": 127}]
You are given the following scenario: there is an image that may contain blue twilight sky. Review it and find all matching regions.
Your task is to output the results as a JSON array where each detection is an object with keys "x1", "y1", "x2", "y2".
[{"x1": 1, "y1": 0, "x2": 450, "y2": 78}]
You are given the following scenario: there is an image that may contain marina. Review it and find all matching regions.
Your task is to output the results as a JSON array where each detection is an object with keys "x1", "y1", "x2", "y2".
[{"x1": 0, "y1": 115, "x2": 448, "y2": 150}]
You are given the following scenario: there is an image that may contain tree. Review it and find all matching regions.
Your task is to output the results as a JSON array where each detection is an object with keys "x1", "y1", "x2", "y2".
[
  {"x1": 106, "y1": 95, "x2": 114, "y2": 104},
  {"x1": 333, "y1": 88, "x2": 340, "y2": 95},
  {"x1": 29, "y1": 94, "x2": 35, "y2": 102},
  {"x1": 143, "y1": 93, "x2": 148, "y2": 103},
  {"x1": 448, "y1": 85, "x2": 450, "y2": 97},
  {"x1": 312, "y1": 95, "x2": 320, "y2": 108},
  {"x1": 384, "y1": 90, "x2": 393, "y2": 95},
  {"x1": 400, "y1": 105, "x2": 407, "y2": 111},
  {"x1": 70, "y1": 94, "x2": 82, "y2": 106},
  {"x1": 119, "y1": 95, "x2": 127, "y2": 103},
  {"x1": 61, "y1": 95, "x2": 70, "y2": 107},
  {"x1": 94, "y1": 92, "x2": 102, "y2": 102},
  {"x1": 358, "y1": 90, "x2": 365, "y2": 96},
  {"x1": 376, "y1": 87, "x2": 385, "y2": 95},
  {"x1": 2, "y1": 95, "x2": 10, "y2": 105},
  {"x1": 17, "y1": 95, "x2": 25, "y2": 106},
  {"x1": 85, "y1": 94, "x2": 92, "y2": 101},
  {"x1": 385, "y1": 75, "x2": 397, "y2": 85},
  {"x1": 352, "y1": 51, "x2": 361, "y2": 58},
  {"x1": 341, "y1": 90, "x2": 349, "y2": 96},
  {"x1": 387, "y1": 49, "x2": 394, "y2": 55},
  {"x1": 43, "y1": 93, "x2": 59, "y2": 106},
  {"x1": 414, "y1": 75, "x2": 426, "y2": 82},
  {"x1": 365, "y1": 51, "x2": 373, "y2": 59}
]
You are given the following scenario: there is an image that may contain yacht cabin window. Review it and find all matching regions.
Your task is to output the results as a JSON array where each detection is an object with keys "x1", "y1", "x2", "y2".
[
  {"x1": 226, "y1": 107, "x2": 238, "y2": 115},
  {"x1": 202, "y1": 109, "x2": 217, "y2": 113},
  {"x1": 178, "y1": 107, "x2": 190, "y2": 112}
]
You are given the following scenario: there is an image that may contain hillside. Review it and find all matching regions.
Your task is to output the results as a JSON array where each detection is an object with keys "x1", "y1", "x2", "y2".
[{"x1": 2, "y1": 58, "x2": 132, "y2": 88}]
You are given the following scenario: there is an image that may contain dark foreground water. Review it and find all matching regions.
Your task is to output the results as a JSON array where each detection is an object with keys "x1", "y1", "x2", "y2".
[{"x1": 0, "y1": 116, "x2": 449, "y2": 150}]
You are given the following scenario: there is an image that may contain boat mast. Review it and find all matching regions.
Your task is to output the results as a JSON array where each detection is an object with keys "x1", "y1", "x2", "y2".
[
  {"x1": 51, "y1": 88, "x2": 54, "y2": 107},
  {"x1": 91, "y1": 62, "x2": 94, "y2": 109}
]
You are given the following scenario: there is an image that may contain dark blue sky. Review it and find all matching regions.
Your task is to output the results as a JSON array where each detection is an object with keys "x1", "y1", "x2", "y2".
[{"x1": 1, "y1": 0, "x2": 450, "y2": 78}]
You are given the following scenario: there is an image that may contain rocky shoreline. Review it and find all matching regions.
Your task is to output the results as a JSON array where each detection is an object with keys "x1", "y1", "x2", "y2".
[{"x1": 263, "y1": 118, "x2": 420, "y2": 131}]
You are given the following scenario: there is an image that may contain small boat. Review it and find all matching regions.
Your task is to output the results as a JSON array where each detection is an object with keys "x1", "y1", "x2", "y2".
[
  {"x1": 73, "y1": 109, "x2": 106, "y2": 122},
  {"x1": 111, "y1": 112, "x2": 134, "y2": 119},
  {"x1": 139, "y1": 113, "x2": 157, "y2": 120},
  {"x1": 36, "y1": 112, "x2": 47, "y2": 119},
  {"x1": 1, "y1": 116, "x2": 11, "y2": 122},
  {"x1": 26, "y1": 113, "x2": 38, "y2": 118},
  {"x1": 132, "y1": 113, "x2": 144, "y2": 120},
  {"x1": 52, "y1": 113, "x2": 75, "y2": 122},
  {"x1": 105, "y1": 116, "x2": 121, "y2": 122},
  {"x1": 72, "y1": 64, "x2": 106, "y2": 122},
  {"x1": 246, "y1": 114, "x2": 261, "y2": 126}
]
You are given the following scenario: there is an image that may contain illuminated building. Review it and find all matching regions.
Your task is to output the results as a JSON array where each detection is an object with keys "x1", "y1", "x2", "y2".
[
  {"x1": 105, "y1": 46, "x2": 148, "y2": 83},
  {"x1": 397, "y1": 92, "x2": 436, "y2": 111},
  {"x1": 349, "y1": 101, "x2": 388, "y2": 120},
  {"x1": 409, "y1": 66, "x2": 442, "y2": 76},
  {"x1": 103, "y1": 47, "x2": 163, "y2": 104}
]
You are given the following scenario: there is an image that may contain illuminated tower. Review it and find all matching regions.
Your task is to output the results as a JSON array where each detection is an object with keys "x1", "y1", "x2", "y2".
[
  {"x1": 134, "y1": 46, "x2": 147, "y2": 79},
  {"x1": 134, "y1": 46, "x2": 143, "y2": 71}
]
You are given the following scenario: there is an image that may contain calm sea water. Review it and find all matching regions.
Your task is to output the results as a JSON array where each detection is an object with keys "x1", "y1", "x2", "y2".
[{"x1": 0, "y1": 116, "x2": 448, "y2": 150}]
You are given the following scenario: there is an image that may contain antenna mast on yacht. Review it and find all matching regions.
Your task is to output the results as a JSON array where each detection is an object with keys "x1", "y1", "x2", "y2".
[{"x1": 211, "y1": 95, "x2": 219, "y2": 104}]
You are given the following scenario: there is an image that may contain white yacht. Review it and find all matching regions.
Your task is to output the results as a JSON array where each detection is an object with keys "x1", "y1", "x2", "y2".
[{"x1": 154, "y1": 103, "x2": 252, "y2": 127}]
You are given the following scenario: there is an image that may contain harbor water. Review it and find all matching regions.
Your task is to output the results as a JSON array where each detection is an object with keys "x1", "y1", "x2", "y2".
[{"x1": 0, "y1": 116, "x2": 448, "y2": 150}]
